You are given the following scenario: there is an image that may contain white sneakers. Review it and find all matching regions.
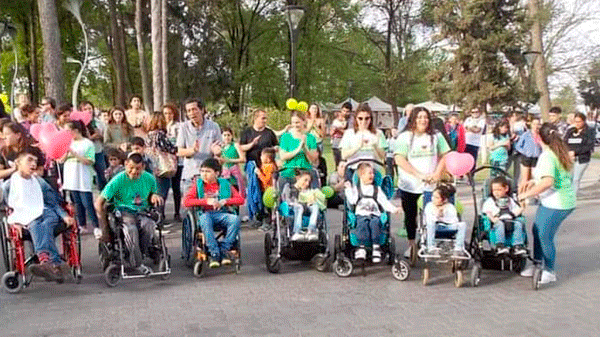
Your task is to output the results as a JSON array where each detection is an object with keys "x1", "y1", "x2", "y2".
[
  {"x1": 520, "y1": 265, "x2": 558, "y2": 284},
  {"x1": 520, "y1": 265, "x2": 535, "y2": 277},
  {"x1": 291, "y1": 233, "x2": 303, "y2": 241},
  {"x1": 93, "y1": 228, "x2": 102, "y2": 240},
  {"x1": 355, "y1": 248, "x2": 367, "y2": 260},
  {"x1": 372, "y1": 246, "x2": 382, "y2": 263}
]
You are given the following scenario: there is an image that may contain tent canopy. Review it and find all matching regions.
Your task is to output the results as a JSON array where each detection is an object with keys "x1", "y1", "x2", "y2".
[
  {"x1": 363, "y1": 96, "x2": 393, "y2": 113},
  {"x1": 333, "y1": 98, "x2": 360, "y2": 111},
  {"x1": 415, "y1": 101, "x2": 450, "y2": 112}
]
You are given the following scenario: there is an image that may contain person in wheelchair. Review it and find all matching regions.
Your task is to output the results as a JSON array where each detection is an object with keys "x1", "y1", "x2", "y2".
[
  {"x1": 183, "y1": 158, "x2": 244, "y2": 268},
  {"x1": 95, "y1": 153, "x2": 164, "y2": 272},
  {"x1": 2, "y1": 147, "x2": 76, "y2": 282},
  {"x1": 482, "y1": 176, "x2": 526, "y2": 256},
  {"x1": 281, "y1": 170, "x2": 326, "y2": 242},
  {"x1": 423, "y1": 183, "x2": 467, "y2": 257},
  {"x1": 344, "y1": 163, "x2": 400, "y2": 262}
]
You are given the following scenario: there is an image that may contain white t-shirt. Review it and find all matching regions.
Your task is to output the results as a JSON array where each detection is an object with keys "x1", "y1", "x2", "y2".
[
  {"x1": 63, "y1": 138, "x2": 96, "y2": 192},
  {"x1": 7, "y1": 173, "x2": 43, "y2": 225},
  {"x1": 330, "y1": 118, "x2": 347, "y2": 148},
  {"x1": 339, "y1": 129, "x2": 387, "y2": 169},
  {"x1": 423, "y1": 202, "x2": 459, "y2": 224},
  {"x1": 482, "y1": 197, "x2": 521, "y2": 219},
  {"x1": 395, "y1": 131, "x2": 450, "y2": 193},
  {"x1": 464, "y1": 116, "x2": 487, "y2": 146},
  {"x1": 344, "y1": 183, "x2": 396, "y2": 217}
]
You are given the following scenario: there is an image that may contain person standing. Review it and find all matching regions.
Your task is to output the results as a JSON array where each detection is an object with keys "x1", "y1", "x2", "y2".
[
  {"x1": 330, "y1": 102, "x2": 352, "y2": 168},
  {"x1": 125, "y1": 95, "x2": 149, "y2": 137},
  {"x1": 463, "y1": 107, "x2": 487, "y2": 167},
  {"x1": 163, "y1": 103, "x2": 184, "y2": 221},
  {"x1": 307, "y1": 103, "x2": 326, "y2": 153},
  {"x1": 80, "y1": 101, "x2": 107, "y2": 190},
  {"x1": 397, "y1": 103, "x2": 414, "y2": 132},
  {"x1": 564, "y1": 112, "x2": 595, "y2": 197},
  {"x1": 104, "y1": 107, "x2": 133, "y2": 152},
  {"x1": 239, "y1": 110, "x2": 279, "y2": 167},
  {"x1": 39, "y1": 97, "x2": 57, "y2": 124},
  {"x1": 548, "y1": 106, "x2": 569, "y2": 138},
  {"x1": 445, "y1": 113, "x2": 466, "y2": 152}
]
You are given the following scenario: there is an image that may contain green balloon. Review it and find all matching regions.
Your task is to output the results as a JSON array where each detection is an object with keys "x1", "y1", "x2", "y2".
[
  {"x1": 322, "y1": 186, "x2": 334, "y2": 199},
  {"x1": 263, "y1": 187, "x2": 276, "y2": 208}
]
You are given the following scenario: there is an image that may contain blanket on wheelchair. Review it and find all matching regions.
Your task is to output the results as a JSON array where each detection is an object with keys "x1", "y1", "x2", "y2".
[{"x1": 245, "y1": 161, "x2": 263, "y2": 218}]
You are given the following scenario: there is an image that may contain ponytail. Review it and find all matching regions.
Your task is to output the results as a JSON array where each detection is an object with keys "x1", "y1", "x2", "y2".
[{"x1": 539, "y1": 122, "x2": 572, "y2": 171}]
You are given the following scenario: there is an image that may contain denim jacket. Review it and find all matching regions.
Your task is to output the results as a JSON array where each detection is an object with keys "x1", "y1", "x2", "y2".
[
  {"x1": 1, "y1": 175, "x2": 68, "y2": 220},
  {"x1": 514, "y1": 130, "x2": 542, "y2": 158}
]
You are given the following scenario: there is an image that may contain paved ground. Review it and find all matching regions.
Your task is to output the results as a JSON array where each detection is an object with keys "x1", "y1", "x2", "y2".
[{"x1": 2, "y1": 163, "x2": 600, "y2": 336}]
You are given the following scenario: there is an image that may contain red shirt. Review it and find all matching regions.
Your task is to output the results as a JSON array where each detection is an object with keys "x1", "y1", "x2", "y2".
[{"x1": 183, "y1": 179, "x2": 245, "y2": 210}]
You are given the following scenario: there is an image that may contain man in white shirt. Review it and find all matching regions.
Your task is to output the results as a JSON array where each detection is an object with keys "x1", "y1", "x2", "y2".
[{"x1": 463, "y1": 107, "x2": 487, "y2": 168}]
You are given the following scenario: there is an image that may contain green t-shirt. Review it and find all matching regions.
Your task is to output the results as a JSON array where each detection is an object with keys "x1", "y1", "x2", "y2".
[
  {"x1": 279, "y1": 132, "x2": 317, "y2": 178},
  {"x1": 489, "y1": 134, "x2": 509, "y2": 163},
  {"x1": 533, "y1": 150, "x2": 575, "y2": 210},
  {"x1": 101, "y1": 171, "x2": 158, "y2": 211},
  {"x1": 221, "y1": 143, "x2": 239, "y2": 169}
]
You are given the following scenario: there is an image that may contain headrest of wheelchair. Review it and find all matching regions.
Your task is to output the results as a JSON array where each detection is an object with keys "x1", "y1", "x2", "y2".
[
  {"x1": 279, "y1": 201, "x2": 291, "y2": 217},
  {"x1": 351, "y1": 169, "x2": 384, "y2": 187}
]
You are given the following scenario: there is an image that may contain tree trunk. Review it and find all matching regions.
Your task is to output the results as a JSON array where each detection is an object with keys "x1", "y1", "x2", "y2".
[
  {"x1": 161, "y1": 0, "x2": 168, "y2": 104},
  {"x1": 151, "y1": 0, "x2": 163, "y2": 112},
  {"x1": 28, "y1": 3, "x2": 39, "y2": 105},
  {"x1": 37, "y1": 0, "x2": 64, "y2": 102},
  {"x1": 528, "y1": 0, "x2": 551, "y2": 121},
  {"x1": 135, "y1": 0, "x2": 151, "y2": 112},
  {"x1": 119, "y1": 10, "x2": 132, "y2": 97},
  {"x1": 108, "y1": 0, "x2": 127, "y2": 107}
]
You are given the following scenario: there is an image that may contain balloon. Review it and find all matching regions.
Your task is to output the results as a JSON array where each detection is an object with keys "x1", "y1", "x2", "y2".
[
  {"x1": 44, "y1": 130, "x2": 73, "y2": 160},
  {"x1": 30, "y1": 124, "x2": 42, "y2": 141},
  {"x1": 321, "y1": 186, "x2": 334, "y2": 199},
  {"x1": 70, "y1": 110, "x2": 93, "y2": 125},
  {"x1": 296, "y1": 101, "x2": 308, "y2": 112},
  {"x1": 38, "y1": 123, "x2": 59, "y2": 149},
  {"x1": 445, "y1": 151, "x2": 475, "y2": 177},
  {"x1": 286, "y1": 98, "x2": 298, "y2": 111},
  {"x1": 262, "y1": 187, "x2": 276, "y2": 208}
]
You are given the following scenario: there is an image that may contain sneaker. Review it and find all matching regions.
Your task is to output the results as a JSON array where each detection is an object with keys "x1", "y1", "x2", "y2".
[
  {"x1": 136, "y1": 264, "x2": 153, "y2": 275},
  {"x1": 29, "y1": 263, "x2": 56, "y2": 282},
  {"x1": 520, "y1": 265, "x2": 535, "y2": 277},
  {"x1": 496, "y1": 244, "x2": 510, "y2": 255},
  {"x1": 93, "y1": 228, "x2": 102, "y2": 240},
  {"x1": 306, "y1": 231, "x2": 319, "y2": 241},
  {"x1": 540, "y1": 270, "x2": 557, "y2": 284},
  {"x1": 291, "y1": 233, "x2": 303, "y2": 241},
  {"x1": 208, "y1": 255, "x2": 221, "y2": 268},
  {"x1": 372, "y1": 248, "x2": 382, "y2": 263},
  {"x1": 513, "y1": 245, "x2": 527, "y2": 256},
  {"x1": 355, "y1": 248, "x2": 367, "y2": 260},
  {"x1": 452, "y1": 250, "x2": 467, "y2": 258},
  {"x1": 241, "y1": 215, "x2": 250, "y2": 222}
]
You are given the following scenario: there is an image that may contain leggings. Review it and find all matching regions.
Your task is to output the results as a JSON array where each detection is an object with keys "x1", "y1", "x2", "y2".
[
  {"x1": 532, "y1": 205, "x2": 573, "y2": 272},
  {"x1": 400, "y1": 190, "x2": 421, "y2": 240}
]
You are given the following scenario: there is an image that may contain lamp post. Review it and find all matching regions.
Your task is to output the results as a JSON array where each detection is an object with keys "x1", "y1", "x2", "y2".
[
  {"x1": 65, "y1": 0, "x2": 89, "y2": 109},
  {"x1": 285, "y1": 5, "x2": 305, "y2": 98}
]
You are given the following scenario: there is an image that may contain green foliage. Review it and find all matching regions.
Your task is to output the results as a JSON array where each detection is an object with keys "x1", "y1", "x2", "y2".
[
  {"x1": 553, "y1": 85, "x2": 577, "y2": 115},
  {"x1": 579, "y1": 60, "x2": 600, "y2": 111}
]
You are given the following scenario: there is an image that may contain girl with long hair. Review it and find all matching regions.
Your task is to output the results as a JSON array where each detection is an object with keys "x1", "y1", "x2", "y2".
[{"x1": 104, "y1": 107, "x2": 133, "y2": 152}]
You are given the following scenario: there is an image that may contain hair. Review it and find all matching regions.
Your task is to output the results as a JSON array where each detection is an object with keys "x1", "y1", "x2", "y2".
[
  {"x1": 2, "y1": 122, "x2": 33, "y2": 155},
  {"x1": 56, "y1": 103, "x2": 73, "y2": 120},
  {"x1": 162, "y1": 103, "x2": 179, "y2": 122},
  {"x1": 261, "y1": 147, "x2": 276, "y2": 164},
  {"x1": 109, "y1": 106, "x2": 133, "y2": 136},
  {"x1": 129, "y1": 95, "x2": 143, "y2": 107},
  {"x1": 539, "y1": 122, "x2": 572, "y2": 171},
  {"x1": 341, "y1": 102, "x2": 353, "y2": 111},
  {"x1": 147, "y1": 111, "x2": 167, "y2": 132},
  {"x1": 67, "y1": 120, "x2": 88, "y2": 137},
  {"x1": 549, "y1": 106, "x2": 562, "y2": 115},
  {"x1": 490, "y1": 175, "x2": 510, "y2": 193},
  {"x1": 291, "y1": 110, "x2": 306, "y2": 121},
  {"x1": 0, "y1": 118, "x2": 11, "y2": 130},
  {"x1": 404, "y1": 106, "x2": 435, "y2": 138},
  {"x1": 20, "y1": 104, "x2": 36, "y2": 119},
  {"x1": 434, "y1": 183, "x2": 456, "y2": 201},
  {"x1": 16, "y1": 145, "x2": 45, "y2": 167},
  {"x1": 130, "y1": 136, "x2": 145, "y2": 148},
  {"x1": 126, "y1": 152, "x2": 144, "y2": 165},
  {"x1": 78, "y1": 100, "x2": 94, "y2": 112},
  {"x1": 492, "y1": 118, "x2": 510, "y2": 139},
  {"x1": 353, "y1": 103, "x2": 376, "y2": 133},
  {"x1": 105, "y1": 147, "x2": 125, "y2": 164},
  {"x1": 221, "y1": 126, "x2": 235, "y2": 138},
  {"x1": 42, "y1": 97, "x2": 56, "y2": 110},
  {"x1": 357, "y1": 162, "x2": 373, "y2": 175},
  {"x1": 309, "y1": 103, "x2": 322, "y2": 118},
  {"x1": 295, "y1": 169, "x2": 311, "y2": 180},
  {"x1": 184, "y1": 98, "x2": 205, "y2": 110},
  {"x1": 201, "y1": 157, "x2": 221, "y2": 173},
  {"x1": 574, "y1": 112, "x2": 586, "y2": 123}
]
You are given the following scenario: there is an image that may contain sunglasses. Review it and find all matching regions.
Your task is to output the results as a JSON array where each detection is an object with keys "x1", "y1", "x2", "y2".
[{"x1": 357, "y1": 117, "x2": 371, "y2": 121}]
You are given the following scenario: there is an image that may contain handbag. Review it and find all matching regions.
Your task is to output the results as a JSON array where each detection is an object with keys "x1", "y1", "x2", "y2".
[{"x1": 146, "y1": 146, "x2": 177, "y2": 178}]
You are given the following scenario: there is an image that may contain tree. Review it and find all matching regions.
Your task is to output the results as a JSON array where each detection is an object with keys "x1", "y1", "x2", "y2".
[
  {"x1": 529, "y1": 0, "x2": 551, "y2": 120},
  {"x1": 37, "y1": 0, "x2": 64, "y2": 102},
  {"x1": 151, "y1": 0, "x2": 163, "y2": 111},
  {"x1": 135, "y1": 0, "x2": 151, "y2": 111},
  {"x1": 553, "y1": 85, "x2": 577, "y2": 115},
  {"x1": 107, "y1": 0, "x2": 128, "y2": 107},
  {"x1": 578, "y1": 61, "x2": 600, "y2": 112},
  {"x1": 161, "y1": 0, "x2": 168, "y2": 103}
]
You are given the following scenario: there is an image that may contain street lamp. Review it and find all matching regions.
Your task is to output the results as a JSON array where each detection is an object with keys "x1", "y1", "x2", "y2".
[
  {"x1": 523, "y1": 50, "x2": 541, "y2": 67},
  {"x1": 285, "y1": 5, "x2": 305, "y2": 98},
  {"x1": 65, "y1": 0, "x2": 89, "y2": 109}
]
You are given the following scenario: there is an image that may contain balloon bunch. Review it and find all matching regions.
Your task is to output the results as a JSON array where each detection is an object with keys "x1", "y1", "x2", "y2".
[
  {"x1": 70, "y1": 110, "x2": 93, "y2": 125},
  {"x1": 445, "y1": 151, "x2": 475, "y2": 177},
  {"x1": 286, "y1": 98, "x2": 309, "y2": 113},
  {"x1": 30, "y1": 122, "x2": 73, "y2": 160},
  {"x1": 262, "y1": 185, "x2": 336, "y2": 209}
]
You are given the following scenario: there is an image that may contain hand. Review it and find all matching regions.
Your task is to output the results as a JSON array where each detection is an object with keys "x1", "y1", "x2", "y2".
[
  {"x1": 119, "y1": 143, "x2": 128, "y2": 152},
  {"x1": 150, "y1": 194, "x2": 164, "y2": 207},
  {"x1": 64, "y1": 216, "x2": 76, "y2": 228},
  {"x1": 569, "y1": 151, "x2": 575, "y2": 160},
  {"x1": 216, "y1": 156, "x2": 227, "y2": 164},
  {"x1": 193, "y1": 140, "x2": 200, "y2": 153},
  {"x1": 254, "y1": 168, "x2": 260, "y2": 175},
  {"x1": 393, "y1": 207, "x2": 401, "y2": 214},
  {"x1": 344, "y1": 181, "x2": 352, "y2": 189},
  {"x1": 11, "y1": 224, "x2": 23, "y2": 239},
  {"x1": 206, "y1": 198, "x2": 218, "y2": 207},
  {"x1": 251, "y1": 135, "x2": 261, "y2": 145}
]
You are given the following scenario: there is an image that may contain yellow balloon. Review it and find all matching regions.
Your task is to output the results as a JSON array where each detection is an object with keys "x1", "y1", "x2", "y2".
[
  {"x1": 286, "y1": 98, "x2": 298, "y2": 111},
  {"x1": 297, "y1": 101, "x2": 308, "y2": 112}
]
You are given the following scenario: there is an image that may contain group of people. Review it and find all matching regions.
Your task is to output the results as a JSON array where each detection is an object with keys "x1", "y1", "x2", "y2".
[{"x1": 1, "y1": 94, "x2": 580, "y2": 286}]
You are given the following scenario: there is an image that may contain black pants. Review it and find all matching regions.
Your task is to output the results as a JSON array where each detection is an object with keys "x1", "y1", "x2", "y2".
[
  {"x1": 327, "y1": 193, "x2": 345, "y2": 209},
  {"x1": 465, "y1": 144, "x2": 479, "y2": 173},
  {"x1": 333, "y1": 148, "x2": 342, "y2": 168},
  {"x1": 400, "y1": 190, "x2": 421, "y2": 240}
]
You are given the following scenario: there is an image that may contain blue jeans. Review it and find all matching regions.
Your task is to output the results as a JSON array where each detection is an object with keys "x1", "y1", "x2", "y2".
[
  {"x1": 492, "y1": 219, "x2": 525, "y2": 246},
  {"x1": 28, "y1": 208, "x2": 63, "y2": 264},
  {"x1": 532, "y1": 205, "x2": 573, "y2": 272},
  {"x1": 572, "y1": 161, "x2": 589, "y2": 197},
  {"x1": 94, "y1": 152, "x2": 107, "y2": 190},
  {"x1": 293, "y1": 203, "x2": 319, "y2": 234},
  {"x1": 425, "y1": 220, "x2": 467, "y2": 251},
  {"x1": 353, "y1": 215, "x2": 382, "y2": 246},
  {"x1": 197, "y1": 211, "x2": 240, "y2": 258},
  {"x1": 70, "y1": 191, "x2": 99, "y2": 228}
]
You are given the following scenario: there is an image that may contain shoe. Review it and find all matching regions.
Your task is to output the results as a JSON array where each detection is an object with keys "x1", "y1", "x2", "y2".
[
  {"x1": 452, "y1": 250, "x2": 467, "y2": 258},
  {"x1": 208, "y1": 255, "x2": 221, "y2": 268},
  {"x1": 291, "y1": 233, "x2": 303, "y2": 241},
  {"x1": 29, "y1": 263, "x2": 56, "y2": 282},
  {"x1": 52, "y1": 265, "x2": 65, "y2": 284},
  {"x1": 513, "y1": 245, "x2": 527, "y2": 256},
  {"x1": 372, "y1": 248, "x2": 382, "y2": 263},
  {"x1": 540, "y1": 270, "x2": 557, "y2": 284},
  {"x1": 93, "y1": 228, "x2": 102, "y2": 240},
  {"x1": 136, "y1": 264, "x2": 153, "y2": 275},
  {"x1": 241, "y1": 215, "x2": 250, "y2": 222},
  {"x1": 520, "y1": 265, "x2": 535, "y2": 277},
  {"x1": 355, "y1": 248, "x2": 367, "y2": 260},
  {"x1": 306, "y1": 231, "x2": 319, "y2": 241},
  {"x1": 496, "y1": 244, "x2": 510, "y2": 255}
]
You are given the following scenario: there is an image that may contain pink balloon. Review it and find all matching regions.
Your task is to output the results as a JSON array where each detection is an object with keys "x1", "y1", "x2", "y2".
[
  {"x1": 30, "y1": 123, "x2": 42, "y2": 141},
  {"x1": 70, "y1": 110, "x2": 93, "y2": 125},
  {"x1": 445, "y1": 151, "x2": 475, "y2": 177},
  {"x1": 45, "y1": 130, "x2": 73, "y2": 160},
  {"x1": 39, "y1": 123, "x2": 59, "y2": 151}
]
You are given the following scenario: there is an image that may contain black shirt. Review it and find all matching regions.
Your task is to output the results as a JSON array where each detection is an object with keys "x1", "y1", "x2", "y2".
[
  {"x1": 239, "y1": 126, "x2": 278, "y2": 165},
  {"x1": 565, "y1": 126, "x2": 595, "y2": 164}
]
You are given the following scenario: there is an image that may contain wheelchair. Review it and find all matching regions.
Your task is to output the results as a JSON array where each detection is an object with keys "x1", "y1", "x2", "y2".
[
  {"x1": 1, "y1": 205, "x2": 82, "y2": 293},
  {"x1": 99, "y1": 205, "x2": 171, "y2": 287},
  {"x1": 181, "y1": 206, "x2": 241, "y2": 277}
]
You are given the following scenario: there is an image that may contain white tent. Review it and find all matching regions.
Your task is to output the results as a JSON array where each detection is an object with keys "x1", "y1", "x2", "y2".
[
  {"x1": 415, "y1": 101, "x2": 449, "y2": 112},
  {"x1": 332, "y1": 98, "x2": 360, "y2": 111},
  {"x1": 363, "y1": 96, "x2": 393, "y2": 113}
]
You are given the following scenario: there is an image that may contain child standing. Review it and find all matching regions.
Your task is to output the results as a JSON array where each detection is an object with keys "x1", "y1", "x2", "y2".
[
  {"x1": 344, "y1": 163, "x2": 400, "y2": 262},
  {"x1": 482, "y1": 176, "x2": 526, "y2": 255},
  {"x1": 283, "y1": 170, "x2": 326, "y2": 242},
  {"x1": 104, "y1": 147, "x2": 125, "y2": 182},
  {"x1": 423, "y1": 184, "x2": 467, "y2": 257},
  {"x1": 488, "y1": 119, "x2": 511, "y2": 175},
  {"x1": 254, "y1": 147, "x2": 277, "y2": 231},
  {"x1": 218, "y1": 127, "x2": 246, "y2": 197}
]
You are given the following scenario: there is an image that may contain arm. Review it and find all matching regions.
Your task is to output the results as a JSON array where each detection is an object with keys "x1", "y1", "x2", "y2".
[
  {"x1": 279, "y1": 142, "x2": 304, "y2": 161},
  {"x1": 221, "y1": 185, "x2": 245, "y2": 207},
  {"x1": 0, "y1": 166, "x2": 17, "y2": 180},
  {"x1": 223, "y1": 143, "x2": 245, "y2": 164},
  {"x1": 68, "y1": 150, "x2": 94, "y2": 166},
  {"x1": 376, "y1": 187, "x2": 399, "y2": 213},
  {"x1": 182, "y1": 182, "x2": 211, "y2": 208},
  {"x1": 176, "y1": 127, "x2": 197, "y2": 158},
  {"x1": 344, "y1": 183, "x2": 358, "y2": 205},
  {"x1": 510, "y1": 198, "x2": 523, "y2": 216},
  {"x1": 395, "y1": 154, "x2": 426, "y2": 180},
  {"x1": 315, "y1": 118, "x2": 326, "y2": 139},
  {"x1": 518, "y1": 176, "x2": 554, "y2": 201}
]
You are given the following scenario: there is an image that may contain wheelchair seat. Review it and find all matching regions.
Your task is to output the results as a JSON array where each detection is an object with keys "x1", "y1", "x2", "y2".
[{"x1": 434, "y1": 227, "x2": 458, "y2": 239}]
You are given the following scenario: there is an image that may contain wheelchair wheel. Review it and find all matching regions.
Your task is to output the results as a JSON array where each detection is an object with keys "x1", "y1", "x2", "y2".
[
  {"x1": 454, "y1": 270, "x2": 464, "y2": 288},
  {"x1": 2, "y1": 271, "x2": 23, "y2": 293},
  {"x1": 193, "y1": 260, "x2": 204, "y2": 278},
  {"x1": 470, "y1": 263, "x2": 481, "y2": 287},
  {"x1": 264, "y1": 233, "x2": 281, "y2": 274},
  {"x1": 391, "y1": 258, "x2": 410, "y2": 281},
  {"x1": 332, "y1": 257, "x2": 353, "y2": 277},
  {"x1": 532, "y1": 267, "x2": 542, "y2": 291},
  {"x1": 104, "y1": 264, "x2": 121, "y2": 287},
  {"x1": 181, "y1": 213, "x2": 195, "y2": 268},
  {"x1": 513, "y1": 257, "x2": 527, "y2": 274},
  {"x1": 312, "y1": 253, "x2": 329, "y2": 272}
]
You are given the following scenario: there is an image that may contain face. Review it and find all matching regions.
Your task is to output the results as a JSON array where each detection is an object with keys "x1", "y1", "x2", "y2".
[
  {"x1": 100, "y1": 111, "x2": 110, "y2": 124},
  {"x1": 309, "y1": 104, "x2": 319, "y2": 117},
  {"x1": 28, "y1": 109, "x2": 40, "y2": 123},
  {"x1": 432, "y1": 190, "x2": 444, "y2": 206},
  {"x1": 415, "y1": 111, "x2": 429, "y2": 132},
  {"x1": 18, "y1": 94, "x2": 29, "y2": 106},
  {"x1": 40, "y1": 99, "x2": 52, "y2": 113},
  {"x1": 448, "y1": 115, "x2": 458, "y2": 125},
  {"x1": 222, "y1": 131, "x2": 233, "y2": 144},
  {"x1": 359, "y1": 166, "x2": 374, "y2": 184},
  {"x1": 471, "y1": 109, "x2": 481, "y2": 118},
  {"x1": 340, "y1": 107, "x2": 350, "y2": 118},
  {"x1": 131, "y1": 144, "x2": 144, "y2": 154},
  {"x1": 112, "y1": 110, "x2": 124, "y2": 123},
  {"x1": 131, "y1": 97, "x2": 142, "y2": 109},
  {"x1": 16, "y1": 154, "x2": 37, "y2": 177},
  {"x1": 3, "y1": 127, "x2": 20, "y2": 147},
  {"x1": 296, "y1": 174, "x2": 311, "y2": 190},
  {"x1": 82, "y1": 104, "x2": 94, "y2": 115},
  {"x1": 499, "y1": 124, "x2": 509, "y2": 134},
  {"x1": 200, "y1": 167, "x2": 218, "y2": 183},
  {"x1": 548, "y1": 112, "x2": 559, "y2": 123},
  {"x1": 108, "y1": 156, "x2": 121, "y2": 167},
  {"x1": 163, "y1": 107, "x2": 175, "y2": 122},
  {"x1": 291, "y1": 116, "x2": 305, "y2": 131},
  {"x1": 65, "y1": 124, "x2": 79, "y2": 138},
  {"x1": 391, "y1": 128, "x2": 398, "y2": 138},
  {"x1": 185, "y1": 102, "x2": 203, "y2": 124},
  {"x1": 531, "y1": 119, "x2": 541, "y2": 133},
  {"x1": 491, "y1": 183, "x2": 509, "y2": 199},
  {"x1": 337, "y1": 161, "x2": 346, "y2": 174},
  {"x1": 253, "y1": 111, "x2": 267, "y2": 129},
  {"x1": 356, "y1": 111, "x2": 371, "y2": 130},
  {"x1": 260, "y1": 153, "x2": 270, "y2": 164},
  {"x1": 125, "y1": 160, "x2": 144, "y2": 180},
  {"x1": 58, "y1": 110, "x2": 71, "y2": 123},
  {"x1": 574, "y1": 117, "x2": 585, "y2": 130}
]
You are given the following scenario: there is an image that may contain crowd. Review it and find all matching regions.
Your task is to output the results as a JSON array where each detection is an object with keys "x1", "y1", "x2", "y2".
[{"x1": 1, "y1": 93, "x2": 586, "y2": 286}]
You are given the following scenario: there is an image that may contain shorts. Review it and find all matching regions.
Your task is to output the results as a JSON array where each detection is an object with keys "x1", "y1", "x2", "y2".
[{"x1": 520, "y1": 155, "x2": 538, "y2": 168}]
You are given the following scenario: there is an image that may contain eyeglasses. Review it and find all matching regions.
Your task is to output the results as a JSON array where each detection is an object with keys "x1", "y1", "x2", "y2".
[{"x1": 357, "y1": 117, "x2": 371, "y2": 121}]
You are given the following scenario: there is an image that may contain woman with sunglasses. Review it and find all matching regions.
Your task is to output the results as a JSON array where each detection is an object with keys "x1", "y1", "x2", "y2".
[
  {"x1": 394, "y1": 107, "x2": 450, "y2": 259},
  {"x1": 339, "y1": 103, "x2": 387, "y2": 180}
]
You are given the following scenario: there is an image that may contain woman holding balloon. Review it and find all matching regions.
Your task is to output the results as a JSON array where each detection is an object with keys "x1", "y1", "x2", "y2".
[{"x1": 394, "y1": 107, "x2": 450, "y2": 259}]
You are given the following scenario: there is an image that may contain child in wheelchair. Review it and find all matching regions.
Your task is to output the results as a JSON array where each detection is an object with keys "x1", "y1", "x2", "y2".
[
  {"x1": 183, "y1": 158, "x2": 244, "y2": 268},
  {"x1": 422, "y1": 183, "x2": 467, "y2": 257},
  {"x1": 482, "y1": 176, "x2": 527, "y2": 256},
  {"x1": 2, "y1": 147, "x2": 76, "y2": 282},
  {"x1": 344, "y1": 162, "x2": 400, "y2": 262},
  {"x1": 281, "y1": 170, "x2": 326, "y2": 242}
]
